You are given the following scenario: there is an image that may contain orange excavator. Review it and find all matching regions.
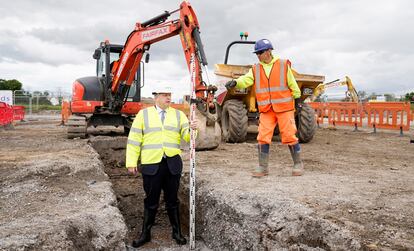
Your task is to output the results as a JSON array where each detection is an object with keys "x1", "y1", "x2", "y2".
[{"x1": 66, "y1": 1, "x2": 221, "y2": 150}]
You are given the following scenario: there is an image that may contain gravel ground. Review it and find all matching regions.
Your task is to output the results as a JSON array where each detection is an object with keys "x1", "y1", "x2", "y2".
[{"x1": 1, "y1": 119, "x2": 413, "y2": 250}]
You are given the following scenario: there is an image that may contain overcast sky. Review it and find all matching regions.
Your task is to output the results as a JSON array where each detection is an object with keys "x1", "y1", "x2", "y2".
[{"x1": 0, "y1": 0, "x2": 413, "y2": 100}]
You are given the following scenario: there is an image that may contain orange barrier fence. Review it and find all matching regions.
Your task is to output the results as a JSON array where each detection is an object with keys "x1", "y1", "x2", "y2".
[
  {"x1": 365, "y1": 102, "x2": 411, "y2": 132},
  {"x1": 308, "y1": 102, "x2": 325, "y2": 126},
  {"x1": 308, "y1": 102, "x2": 412, "y2": 133},
  {"x1": 327, "y1": 102, "x2": 363, "y2": 128},
  {"x1": 13, "y1": 106, "x2": 25, "y2": 121},
  {"x1": 309, "y1": 102, "x2": 363, "y2": 129}
]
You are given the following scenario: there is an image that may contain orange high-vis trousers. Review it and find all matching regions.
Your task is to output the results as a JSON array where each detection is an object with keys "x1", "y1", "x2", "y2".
[{"x1": 257, "y1": 109, "x2": 298, "y2": 145}]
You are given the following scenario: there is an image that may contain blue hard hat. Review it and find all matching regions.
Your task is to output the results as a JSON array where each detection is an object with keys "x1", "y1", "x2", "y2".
[{"x1": 253, "y1": 39, "x2": 273, "y2": 53}]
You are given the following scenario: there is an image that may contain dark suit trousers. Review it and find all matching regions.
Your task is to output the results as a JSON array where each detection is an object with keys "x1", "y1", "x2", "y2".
[{"x1": 142, "y1": 156, "x2": 181, "y2": 212}]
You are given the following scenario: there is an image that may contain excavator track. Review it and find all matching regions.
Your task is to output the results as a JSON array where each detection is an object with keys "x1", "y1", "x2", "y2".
[{"x1": 67, "y1": 116, "x2": 87, "y2": 139}]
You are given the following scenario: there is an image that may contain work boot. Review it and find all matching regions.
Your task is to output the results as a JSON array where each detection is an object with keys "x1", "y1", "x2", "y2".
[
  {"x1": 289, "y1": 143, "x2": 304, "y2": 176},
  {"x1": 167, "y1": 208, "x2": 187, "y2": 245},
  {"x1": 252, "y1": 144, "x2": 270, "y2": 177},
  {"x1": 132, "y1": 209, "x2": 156, "y2": 248}
]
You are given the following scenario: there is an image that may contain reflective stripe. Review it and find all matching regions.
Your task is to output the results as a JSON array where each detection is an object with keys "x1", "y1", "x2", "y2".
[
  {"x1": 161, "y1": 109, "x2": 181, "y2": 133},
  {"x1": 181, "y1": 128, "x2": 189, "y2": 139},
  {"x1": 255, "y1": 64, "x2": 260, "y2": 94},
  {"x1": 164, "y1": 142, "x2": 180, "y2": 149},
  {"x1": 256, "y1": 86, "x2": 287, "y2": 93},
  {"x1": 164, "y1": 126, "x2": 180, "y2": 132},
  {"x1": 144, "y1": 127, "x2": 162, "y2": 133},
  {"x1": 142, "y1": 144, "x2": 163, "y2": 150},
  {"x1": 143, "y1": 109, "x2": 150, "y2": 128},
  {"x1": 141, "y1": 143, "x2": 180, "y2": 149},
  {"x1": 181, "y1": 122, "x2": 189, "y2": 128},
  {"x1": 280, "y1": 59, "x2": 285, "y2": 88},
  {"x1": 257, "y1": 97, "x2": 293, "y2": 106},
  {"x1": 143, "y1": 108, "x2": 183, "y2": 134},
  {"x1": 255, "y1": 60, "x2": 288, "y2": 94},
  {"x1": 128, "y1": 139, "x2": 142, "y2": 147},
  {"x1": 130, "y1": 127, "x2": 142, "y2": 134},
  {"x1": 143, "y1": 108, "x2": 162, "y2": 134},
  {"x1": 176, "y1": 110, "x2": 180, "y2": 127},
  {"x1": 257, "y1": 100, "x2": 270, "y2": 106}
]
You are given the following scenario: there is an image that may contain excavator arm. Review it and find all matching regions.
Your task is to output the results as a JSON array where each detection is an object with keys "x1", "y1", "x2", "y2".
[
  {"x1": 310, "y1": 76, "x2": 359, "y2": 102},
  {"x1": 106, "y1": 1, "x2": 221, "y2": 150},
  {"x1": 109, "y1": 1, "x2": 215, "y2": 112}
]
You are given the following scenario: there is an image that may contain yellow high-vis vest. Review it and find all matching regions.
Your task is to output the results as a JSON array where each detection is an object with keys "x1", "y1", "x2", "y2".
[{"x1": 126, "y1": 106, "x2": 191, "y2": 167}]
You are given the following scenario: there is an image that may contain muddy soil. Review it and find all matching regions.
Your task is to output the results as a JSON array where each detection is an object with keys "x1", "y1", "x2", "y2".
[
  {"x1": 1, "y1": 118, "x2": 413, "y2": 250},
  {"x1": 0, "y1": 121, "x2": 127, "y2": 250},
  {"x1": 184, "y1": 128, "x2": 414, "y2": 250},
  {"x1": 89, "y1": 136, "x2": 195, "y2": 250}
]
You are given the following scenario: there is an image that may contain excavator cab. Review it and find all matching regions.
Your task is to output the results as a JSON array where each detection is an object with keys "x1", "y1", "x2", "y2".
[
  {"x1": 67, "y1": 41, "x2": 144, "y2": 138},
  {"x1": 93, "y1": 42, "x2": 141, "y2": 102}
]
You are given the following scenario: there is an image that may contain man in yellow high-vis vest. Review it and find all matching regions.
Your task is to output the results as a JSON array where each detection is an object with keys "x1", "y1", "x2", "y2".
[
  {"x1": 225, "y1": 38, "x2": 304, "y2": 177},
  {"x1": 126, "y1": 86, "x2": 197, "y2": 248}
]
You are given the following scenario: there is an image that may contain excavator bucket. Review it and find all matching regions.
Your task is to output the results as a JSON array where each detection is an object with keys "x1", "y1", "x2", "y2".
[
  {"x1": 195, "y1": 108, "x2": 221, "y2": 150},
  {"x1": 171, "y1": 102, "x2": 221, "y2": 151}
]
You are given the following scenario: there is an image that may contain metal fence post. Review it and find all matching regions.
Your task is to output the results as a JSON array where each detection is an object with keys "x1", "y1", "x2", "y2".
[{"x1": 29, "y1": 97, "x2": 32, "y2": 115}]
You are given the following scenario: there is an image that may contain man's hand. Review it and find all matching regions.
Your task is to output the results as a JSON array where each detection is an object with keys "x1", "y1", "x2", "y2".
[
  {"x1": 295, "y1": 98, "x2": 303, "y2": 113},
  {"x1": 225, "y1": 80, "x2": 237, "y2": 90},
  {"x1": 190, "y1": 118, "x2": 198, "y2": 130},
  {"x1": 127, "y1": 167, "x2": 138, "y2": 175}
]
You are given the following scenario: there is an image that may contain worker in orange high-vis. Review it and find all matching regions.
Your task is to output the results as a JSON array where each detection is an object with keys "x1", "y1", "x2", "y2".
[{"x1": 225, "y1": 38, "x2": 304, "y2": 177}]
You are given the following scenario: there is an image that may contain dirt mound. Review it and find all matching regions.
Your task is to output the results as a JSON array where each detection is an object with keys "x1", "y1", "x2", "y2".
[{"x1": 0, "y1": 123, "x2": 127, "y2": 250}]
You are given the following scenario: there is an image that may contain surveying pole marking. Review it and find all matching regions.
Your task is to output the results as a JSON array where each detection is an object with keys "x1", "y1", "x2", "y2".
[{"x1": 189, "y1": 53, "x2": 196, "y2": 250}]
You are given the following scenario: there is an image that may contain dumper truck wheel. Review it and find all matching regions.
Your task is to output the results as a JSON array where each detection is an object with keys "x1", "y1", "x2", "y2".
[
  {"x1": 221, "y1": 99, "x2": 248, "y2": 143},
  {"x1": 297, "y1": 103, "x2": 316, "y2": 143}
]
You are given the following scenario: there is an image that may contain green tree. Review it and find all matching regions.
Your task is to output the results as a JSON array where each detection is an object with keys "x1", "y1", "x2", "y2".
[
  {"x1": 405, "y1": 92, "x2": 414, "y2": 102},
  {"x1": 0, "y1": 79, "x2": 23, "y2": 91}
]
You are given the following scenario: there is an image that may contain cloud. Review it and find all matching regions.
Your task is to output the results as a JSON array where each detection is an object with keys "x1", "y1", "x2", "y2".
[{"x1": 0, "y1": 0, "x2": 413, "y2": 97}]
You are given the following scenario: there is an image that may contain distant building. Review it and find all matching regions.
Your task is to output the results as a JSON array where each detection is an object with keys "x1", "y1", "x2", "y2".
[{"x1": 369, "y1": 95, "x2": 386, "y2": 102}]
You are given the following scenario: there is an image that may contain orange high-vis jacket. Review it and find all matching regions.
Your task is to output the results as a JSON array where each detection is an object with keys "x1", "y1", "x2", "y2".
[{"x1": 252, "y1": 59, "x2": 294, "y2": 113}]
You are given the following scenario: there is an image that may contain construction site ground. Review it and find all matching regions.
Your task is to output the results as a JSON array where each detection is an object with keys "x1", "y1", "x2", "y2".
[{"x1": 1, "y1": 115, "x2": 413, "y2": 250}]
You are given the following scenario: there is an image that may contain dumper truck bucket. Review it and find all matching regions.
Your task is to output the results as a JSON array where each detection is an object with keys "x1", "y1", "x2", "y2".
[{"x1": 214, "y1": 64, "x2": 251, "y2": 105}]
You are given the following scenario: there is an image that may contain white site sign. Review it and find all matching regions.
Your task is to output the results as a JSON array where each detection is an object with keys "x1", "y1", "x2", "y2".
[{"x1": 0, "y1": 90, "x2": 13, "y2": 105}]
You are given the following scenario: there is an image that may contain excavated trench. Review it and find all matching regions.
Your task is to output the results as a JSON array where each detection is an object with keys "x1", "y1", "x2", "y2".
[
  {"x1": 89, "y1": 136, "x2": 197, "y2": 250},
  {"x1": 89, "y1": 136, "x2": 363, "y2": 250}
]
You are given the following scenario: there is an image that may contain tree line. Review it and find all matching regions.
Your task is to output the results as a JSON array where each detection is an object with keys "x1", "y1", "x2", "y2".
[
  {"x1": 0, "y1": 79, "x2": 53, "y2": 105},
  {"x1": 0, "y1": 79, "x2": 23, "y2": 91},
  {"x1": 1, "y1": 78, "x2": 413, "y2": 103}
]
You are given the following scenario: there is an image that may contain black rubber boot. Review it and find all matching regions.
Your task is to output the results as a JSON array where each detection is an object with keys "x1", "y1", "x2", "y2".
[
  {"x1": 132, "y1": 209, "x2": 156, "y2": 248},
  {"x1": 167, "y1": 208, "x2": 187, "y2": 245},
  {"x1": 252, "y1": 144, "x2": 270, "y2": 177},
  {"x1": 288, "y1": 143, "x2": 304, "y2": 176}
]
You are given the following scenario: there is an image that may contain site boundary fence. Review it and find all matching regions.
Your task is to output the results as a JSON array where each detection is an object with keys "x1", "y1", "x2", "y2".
[
  {"x1": 0, "y1": 102, "x2": 14, "y2": 126},
  {"x1": 308, "y1": 102, "x2": 412, "y2": 134},
  {"x1": 13, "y1": 106, "x2": 25, "y2": 121}
]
